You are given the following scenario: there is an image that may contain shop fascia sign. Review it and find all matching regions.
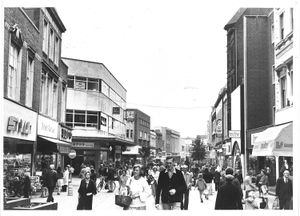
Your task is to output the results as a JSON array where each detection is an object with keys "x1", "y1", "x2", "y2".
[
  {"x1": 38, "y1": 115, "x2": 58, "y2": 138},
  {"x1": 59, "y1": 126, "x2": 72, "y2": 143},
  {"x1": 72, "y1": 142, "x2": 94, "y2": 148},
  {"x1": 7, "y1": 116, "x2": 31, "y2": 135},
  {"x1": 125, "y1": 110, "x2": 135, "y2": 121},
  {"x1": 229, "y1": 130, "x2": 240, "y2": 138},
  {"x1": 216, "y1": 119, "x2": 222, "y2": 135}
]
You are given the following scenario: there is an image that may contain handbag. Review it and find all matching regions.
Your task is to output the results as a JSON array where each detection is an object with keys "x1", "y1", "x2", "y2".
[
  {"x1": 115, "y1": 195, "x2": 132, "y2": 207},
  {"x1": 272, "y1": 197, "x2": 280, "y2": 210}
]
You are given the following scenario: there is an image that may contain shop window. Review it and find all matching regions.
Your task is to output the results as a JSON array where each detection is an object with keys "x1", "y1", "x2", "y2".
[
  {"x1": 87, "y1": 78, "x2": 99, "y2": 91},
  {"x1": 67, "y1": 76, "x2": 74, "y2": 88},
  {"x1": 7, "y1": 43, "x2": 22, "y2": 101}
]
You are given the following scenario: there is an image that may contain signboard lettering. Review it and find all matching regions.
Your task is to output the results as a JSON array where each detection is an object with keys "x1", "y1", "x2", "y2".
[
  {"x1": 229, "y1": 130, "x2": 240, "y2": 138},
  {"x1": 112, "y1": 107, "x2": 120, "y2": 114},
  {"x1": 73, "y1": 142, "x2": 94, "y2": 148},
  {"x1": 7, "y1": 116, "x2": 31, "y2": 135},
  {"x1": 60, "y1": 127, "x2": 72, "y2": 142}
]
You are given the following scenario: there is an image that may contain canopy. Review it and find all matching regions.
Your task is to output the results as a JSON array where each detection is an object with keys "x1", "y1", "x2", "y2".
[
  {"x1": 252, "y1": 123, "x2": 292, "y2": 157},
  {"x1": 122, "y1": 145, "x2": 141, "y2": 155}
]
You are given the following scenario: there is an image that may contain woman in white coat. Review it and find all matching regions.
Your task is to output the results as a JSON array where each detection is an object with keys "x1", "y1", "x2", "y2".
[{"x1": 62, "y1": 166, "x2": 69, "y2": 192}]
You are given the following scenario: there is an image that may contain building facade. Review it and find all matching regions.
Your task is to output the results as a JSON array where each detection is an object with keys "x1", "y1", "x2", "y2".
[
  {"x1": 3, "y1": 8, "x2": 70, "y2": 179},
  {"x1": 224, "y1": 8, "x2": 274, "y2": 177},
  {"x1": 62, "y1": 57, "x2": 133, "y2": 173},
  {"x1": 154, "y1": 127, "x2": 181, "y2": 156}
]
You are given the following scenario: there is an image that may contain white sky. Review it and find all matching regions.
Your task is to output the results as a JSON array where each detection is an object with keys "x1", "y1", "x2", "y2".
[{"x1": 3, "y1": 0, "x2": 296, "y2": 138}]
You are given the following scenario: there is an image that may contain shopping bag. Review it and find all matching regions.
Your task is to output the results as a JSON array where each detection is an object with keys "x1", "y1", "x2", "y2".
[
  {"x1": 115, "y1": 195, "x2": 132, "y2": 207},
  {"x1": 272, "y1": 197, "x2": 280, "y2": 210}
]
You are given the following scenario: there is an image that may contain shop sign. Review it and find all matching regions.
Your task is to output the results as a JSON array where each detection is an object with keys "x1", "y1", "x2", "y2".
[
  {"x1": 229, "y1": 130, "x2": 240, "y2": 138},
  {"x1": 4, "y1": 99, "x2": 37, "y2": 141},
  {"x1": 125, "y1": 110, "x2": 135, "y2": 121},
  {"x1": 59, "y1": 126, "x2": 72, "y2": 143},
  {"x1": 69, "y1": 150, "x2": 76, "y2": 159},
  {"x1": 112, "y1": 107, "x2": 120, "y2": 114},
  {"x1": 58, "y1": 145, "x2": 71, "y2": 154},
  {"x1": 216, "y1": 119, "x2": 222, "y2": 135},
  {"x1": 37, "y1": 115, "x2": 58, "y2": 139},
  {"x1": 7, "y1": 116, "x2": 32, "y2": 135},
  {"x1": 73, "y1": 142, "x2": 94, "y2": 148}
]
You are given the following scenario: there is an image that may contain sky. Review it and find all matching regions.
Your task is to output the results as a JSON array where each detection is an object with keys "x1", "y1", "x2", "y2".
[{"x1": 3, "y1": 0, "x2": 296, "y2": 138}]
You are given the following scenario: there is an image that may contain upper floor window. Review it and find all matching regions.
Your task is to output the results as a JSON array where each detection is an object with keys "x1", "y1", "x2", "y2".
[
  {"x1": 54, "y1": 36, "x2": 60, "y2": 66},
  {"x1": 280, "y1": 75, "x2": 287, "y2": 108},
  {"x1": 7, "y1": 43, "x2": 22, "y2": 101},
  {"x1": 126, "y1": 129, "x2": 130, "y2": 138},
  {"x1": 42, "y1": 20, "x2": 49, "y2": 54},
  {"x1": 25, "y1": 53, "x2": 34, "y2": 107},
  {"x1": 49, "y1": 28, "x2": 54, "y2": 61},
  {"x1": 280, "y1": 12, "x2": 285, "y2": 40},
  {"x1": 61, "y1": 84, "x2": 66, "y2": 122},
  {"x1": 290, "y1": 8, "x2": 293, "y2": 31},
  {"x1": 88, "y1": 78, "x2": 99, "y2": 91}
]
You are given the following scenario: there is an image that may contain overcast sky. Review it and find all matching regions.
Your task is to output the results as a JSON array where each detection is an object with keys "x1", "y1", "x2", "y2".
[{"x1": 4, "y1": 0, "x2": 296, "y2": 137}]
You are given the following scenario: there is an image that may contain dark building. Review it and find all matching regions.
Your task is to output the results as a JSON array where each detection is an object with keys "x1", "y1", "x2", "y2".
[{"x1": 224, "y1": 8, "x2": 274, "y2": 176}]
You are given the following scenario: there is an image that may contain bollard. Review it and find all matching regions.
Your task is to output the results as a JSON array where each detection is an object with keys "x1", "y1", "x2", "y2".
[{"x1": 67, "y1": 183, "x2": 73, "y2": 196}]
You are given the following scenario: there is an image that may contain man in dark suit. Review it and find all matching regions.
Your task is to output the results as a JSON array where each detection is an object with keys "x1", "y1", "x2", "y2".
[
  {"x1": 275, "y1": 170, "x2": 293, "y2": 209},
  {"x1": 155, "y1": 156, "x2": 187, "y2": 210},
  {"x1": 45, "y1": 164, "x2": 58, "y2": 202}
]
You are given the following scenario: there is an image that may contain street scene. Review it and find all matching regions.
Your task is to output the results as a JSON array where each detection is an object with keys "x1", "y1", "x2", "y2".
[{"x1": 2, "y1": 1, "x2": 297, "y2": 213}]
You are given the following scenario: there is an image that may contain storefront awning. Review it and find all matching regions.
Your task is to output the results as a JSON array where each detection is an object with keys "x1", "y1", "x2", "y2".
[
  {"x1": 38, "y1": 136, "x2": 72, "y2": 154},
  {"x1": 122, "y1": 145, "x2": 141, "y2": 155},
  {"x1": 252, "y1": 123, "x2": 292, "y2": 157}
]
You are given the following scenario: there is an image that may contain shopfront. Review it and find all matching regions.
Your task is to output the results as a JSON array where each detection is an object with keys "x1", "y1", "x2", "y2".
[
  {"x1": 251, "y1": 122, "x2": 293, "y2": 181},
  {"x1": 3, "y1": 99, "x2": 38, "y2": 196},
  {"x1": 36, "y1": 115, "x2": 72, "y2": 174}
]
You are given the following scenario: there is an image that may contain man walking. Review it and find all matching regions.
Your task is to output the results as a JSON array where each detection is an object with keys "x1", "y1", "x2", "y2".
[
  {"x1": 215, "y1": 167, "x2": 243, "y2": 209},
  {"x1": 275, "y1": 170, "x2": 293, "y2": 209},
  {"x1": 181, "y1": 165, "x2": 193, "y2": 210},
  {"x1": 45, "y1": 164, "x2": 58, "y2": 202},
  {"x1": 155, "y1": 156, "x2": 187, "y2": 210}
]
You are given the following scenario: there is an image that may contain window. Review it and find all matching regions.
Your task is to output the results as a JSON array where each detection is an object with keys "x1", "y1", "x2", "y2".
[
  {"x1": 88, "y1": 78, "x2": 99, "y2": 91},
  {"x1": 42, "y1": 20, "x2": 49, "y2": 54},
  {"x1": 49, "y1": 29, "x2": 54, "y2": 60},
  {"x1": 100, "y1": 116, "x2": 107, "y2": 126},
  {"x1": 67, "y1": 76, "x2": 74, "y2": 88},
  {"x1": 139, "y1": 131, "x2": 143, "y2": 138},
  {"x1": 280, "y1": 75, "x2": 287, "y2": 108},
  {"x1": 75, "y1": 77, "x2": 86, "y2": 90},
  {"x1": 52, "y1": 81, "x2": 58, "y2": 119},
  {"x1": 182, "y1": 146, "x2": 185, "y2": 151},
  {"x1": 126, "y1": 129, "x2": 130, "y2": 138},
  {"x1": 66, "y1": 110, "x2": 73, "y2": 127},
  {"x1": 7, "y1": 43, "x2": 21, "y2": 101},
  {"x1": 74, "y1": 110, "x2": 86, "y2": 127},
  {"x1": 26, "y1": 53, "x2": 34, "y2": 107},
  {"x1": 271, "y1": 24, "x2": 274, "y2": 43},
  {"x1": 54, "y1": 36, "x2": 60, "y2": 65},
  {"x1": 111, "y1": 119, "x2": 114, "y2": 129},
  {"x1": 280, "y1": 12, "x2": 285, "y2": 40},
  {"x1": 144, "y1": 132, "x2": 147, "y2": 140},
  {"x1": 47, "y1": 75, "x2": 53, "y2": 116},
  {"x1": 61, "y1": 84, "x2": 66, "y2": 122},
  {"x1": 130, "y1": 130, "x2": 133, "y2": 138},
  {"x1": 87, "y1": 111, "x2": 98, "y2": 128},
  {"x1": 40, "y1": 72, "x2": 47, "y2": 113}
]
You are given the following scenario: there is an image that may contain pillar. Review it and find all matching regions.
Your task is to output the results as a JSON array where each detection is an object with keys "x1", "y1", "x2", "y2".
[{"x1": 275, "y1": 156, "x2": 279, "y2": 180}]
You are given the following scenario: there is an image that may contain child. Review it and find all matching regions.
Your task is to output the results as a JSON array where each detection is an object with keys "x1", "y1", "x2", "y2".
[{"x1": 196, "y1": 173, "x2": 207, "y2": 203}]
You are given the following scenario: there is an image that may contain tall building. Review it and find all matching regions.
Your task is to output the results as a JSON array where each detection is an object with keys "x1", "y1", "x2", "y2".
[
  {"x1": 62, "y1": 57, "x2": 133, "y2": 173},
  {"x1": 154, "y1": 127, "x2": 180, "y2": 156},
  {"x1": 224, "y1": 8, "x2": 274, "y2": 177},
  {"x1": 251, "y1": 8, "x2": 294, "y2": 181},
  {"x1": 3, "y1": 8, "x2": 70, "y2": 177}
]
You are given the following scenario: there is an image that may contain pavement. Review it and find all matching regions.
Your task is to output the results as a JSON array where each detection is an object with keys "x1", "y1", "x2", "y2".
[{"x1": 26, "y1": 178, "x2": 275, "y2": 211}]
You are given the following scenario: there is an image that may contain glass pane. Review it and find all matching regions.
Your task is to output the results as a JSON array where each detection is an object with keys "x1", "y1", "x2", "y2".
[
  {"x1": 87, "y1": 115, "x2": 97, "y2": 123},
  {"x1": 88, "y1": 81, "x2": 98, "y2": 91},
  {"x1": 74, "y1": 123, "x2": 85, "y2": 127},
  {"x1": 75, "y1": 114, "x2": 85, "y2": 123},
  {"x1": 87, "y1": 111, "x2": 97, "y2": 115},
  {"x1": 86, "y1": 123, "x2": 97, "y2": 128},
  {"x1": 75, "y1": 110, "x2": 85, "y2": 114},
  {"x1": 66, "y1": 113, "x2": 73, "y2": 122},
  {"x1": 68, "y1": 76, "x2": 74, "y2": 88}
]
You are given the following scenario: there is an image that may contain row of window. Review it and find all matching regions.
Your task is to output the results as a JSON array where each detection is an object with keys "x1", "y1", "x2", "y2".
[
  {"x1": 67, "y1": 76, "x2": 125, "y2": 107},
  {"x1": 65, "y1": 109, "x2": 118, "y2": 129},
  {"x1": 139, "y1": 130, "x2": 149, "y2": 140},
  {"x1": 140, "y1": 119, "x2": 150, "y2": 128},
  {"x1": 43, "y1": 19, "x2": 60, "y2": 66}
]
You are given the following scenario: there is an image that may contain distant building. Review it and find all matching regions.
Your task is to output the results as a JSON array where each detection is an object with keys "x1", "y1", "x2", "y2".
[
  {"x1": 154, "y1": 127, "x2": 180, "y2": 156},
  {"x1": 62, "y1": 57, "x2": 133, "y2": 173}
]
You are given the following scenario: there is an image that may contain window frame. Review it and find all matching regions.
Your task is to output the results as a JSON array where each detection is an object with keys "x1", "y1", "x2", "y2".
[{"x1": 25, "y1": 53, "x2": 34, "y2": 107}]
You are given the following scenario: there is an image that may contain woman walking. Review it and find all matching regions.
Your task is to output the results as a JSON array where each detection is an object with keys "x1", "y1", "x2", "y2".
[
  {"x1": 62, "y1": 166, "x2": 69, "y2": 192},
  {"x1": 126, "y1": 164, "x2": 151, "y2": 210},
  {"x1": 77, "y1": 171, "x2": 97, "y2": 210},
  {"x1": 56, "y1": 167, "x2": 63, "y2": 195},
  {"x1": 196, "y1": 173, "x2": 207, "y2": 203}
]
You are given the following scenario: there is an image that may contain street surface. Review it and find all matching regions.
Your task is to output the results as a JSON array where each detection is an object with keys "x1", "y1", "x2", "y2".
[{"x1": 27, "y1": 177, "x2": 275, "y2": 211}]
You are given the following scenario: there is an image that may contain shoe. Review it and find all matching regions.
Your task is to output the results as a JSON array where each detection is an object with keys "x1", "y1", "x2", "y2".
[{"x1": 201, "y1": 198, "x2": 203, "y2": 203}]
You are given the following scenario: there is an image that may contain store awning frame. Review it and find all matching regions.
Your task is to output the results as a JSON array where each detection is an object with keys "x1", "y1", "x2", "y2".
[
  {"x1": 252, "y1": 123, "x2": 293, "y2": 157},
  {"x1": 38, "y1": 135, "x2": 72, "y2": 154}
]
